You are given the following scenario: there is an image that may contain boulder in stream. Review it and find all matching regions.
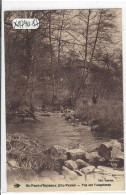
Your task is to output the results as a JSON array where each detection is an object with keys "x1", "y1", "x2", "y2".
[
  {"x1": 98, "y1": 140, "x2": 124, "y2": 167},
  {"x1": 47, "y1": 145, "x2": 68, "y2": 161},
  {"x1": 75, "y1": 159, "x2": 89, "y2": 168},
  {"x1": 64, "y1": 160, "x2": 78, "y2": 170},
  {"x1": 67, "y1": 148, "x2": 86, "y2": 160},
  {"x1": 98, "y1": 140, "x2": 122, "y2": 155},
  {"x1": 85, "y1": 151, "x2": 101, "y2": 164},
  {"x1": 80, "y1": 165, "x2": 95, "y2": 174}
]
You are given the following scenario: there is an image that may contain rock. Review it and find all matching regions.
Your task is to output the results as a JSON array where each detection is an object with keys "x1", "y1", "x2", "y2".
[
  {"x1": 7, "y1": 159, "x2": 19, "y2": 169},
  {"x1": 75, "y1": 159, "x2": 89, "y2": 168},
  {"x1": 47, "y1": 145, "x2": 68, "y2": 161},
  {"x1": 64, "y1": 160, "x2": 78, "y2": 170},
  {"x1": 74, "y1": 170, "x2": 84, "y2": 176},
  {"x1": 80, "y1": 165, "x2": 95, "y2": 174},
  {"x1": 111, "y1": 147, "x2": 124, "y2": 159},
  {"x1": 62, "y1": 166, "x2": 78, "y2": 180},
  {"x1": 93, "y1": 168, "x2": 103, "y2": 173},
  {"x1": 98, "y1": 140, "x2": 124, "y2": 167},
  {"x1": 109, "y1": 155, "x2": 124, "y2": 168},
  {"x1": 97, "y1": 157, "x2": 107, "y2": 166},
  {"x1": 67, "y1": 149, "x2": 86, "y2": 160},
  {"x1": 84, "y1": 151, "x2": 107, "y2": 167},
  {"x1": 98, "y1": 140, "x2": 122, "y2": 157},
  {"x1": 118, "y1": 138, "x2": 124, "y2": 151},
  {"x1": 85, "y1": 151, "x2": 101, "y2": 164}
]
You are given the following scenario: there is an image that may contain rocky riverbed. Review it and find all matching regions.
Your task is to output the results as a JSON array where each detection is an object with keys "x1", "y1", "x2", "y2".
[{"x1": 7, "y1": 132, "x2": 124, "y2": 185}]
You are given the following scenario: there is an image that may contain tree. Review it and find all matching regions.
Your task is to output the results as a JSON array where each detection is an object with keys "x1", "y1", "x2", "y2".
[
  {"x1": 5, "y1": 10, "x2": 52, "y2": 111},
  {"x1": 67, "y1": 9, "x2": 119, "y2": 104}
]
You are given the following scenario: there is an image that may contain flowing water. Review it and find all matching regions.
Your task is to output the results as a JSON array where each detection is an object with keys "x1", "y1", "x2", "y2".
[{"x1": 7, "y1": 111, "x2": 110, "y2": 151}]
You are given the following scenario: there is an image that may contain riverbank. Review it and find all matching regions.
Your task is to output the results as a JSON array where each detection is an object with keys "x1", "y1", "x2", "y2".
[
  {"x1": 75, "y1": 99, "x2": 123, "y2": 139},
  {"x1": 7, "y1": 132, "x2": 124, "y2": 185}
]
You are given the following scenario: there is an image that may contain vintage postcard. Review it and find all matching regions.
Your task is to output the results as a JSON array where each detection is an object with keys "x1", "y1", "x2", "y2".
[{"x1": 4, "y1": 9, "x2": 124, "y2": 191}]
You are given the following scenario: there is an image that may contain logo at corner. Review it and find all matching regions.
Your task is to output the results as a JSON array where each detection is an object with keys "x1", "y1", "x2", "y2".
[{"x1": 14, "y1": 183, "x2": 21, "y2": 188}]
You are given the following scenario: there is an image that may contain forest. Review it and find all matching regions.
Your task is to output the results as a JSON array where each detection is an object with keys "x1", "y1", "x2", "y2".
[{"x1": 5, "y1": 9, "x2": 123, "y2": 138}]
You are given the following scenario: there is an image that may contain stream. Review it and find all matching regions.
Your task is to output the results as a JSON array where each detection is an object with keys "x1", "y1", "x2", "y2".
[{"x1": 7, "y1": 111, "x2": 111, "y2": 151}]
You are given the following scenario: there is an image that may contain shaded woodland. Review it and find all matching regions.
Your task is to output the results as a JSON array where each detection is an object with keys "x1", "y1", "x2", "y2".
[{"x1": 5, "y1": 9, "x2": 122, "y2": 127}]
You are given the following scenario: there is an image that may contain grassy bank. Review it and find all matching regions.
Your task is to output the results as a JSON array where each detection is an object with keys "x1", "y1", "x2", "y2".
[
  {"x1": 75, "y1": 99, "x2": 123, "y2": 139},
  {"x1": 7, "y1": 133, "x2": 64, "y2": 182}
]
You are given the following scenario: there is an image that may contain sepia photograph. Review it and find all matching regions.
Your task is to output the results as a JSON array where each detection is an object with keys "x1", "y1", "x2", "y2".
[{"x1": 4, "y1": 9, "x2": 124, "y2": 191}]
